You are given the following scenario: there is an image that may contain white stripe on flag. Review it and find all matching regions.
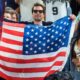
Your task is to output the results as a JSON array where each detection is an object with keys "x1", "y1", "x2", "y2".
[
  {"x1": 2, "y1": 33, "x2": 23, "y2": 42},
  {"x1": 3, "y1": 25, "x2": 24, "y2": 32},
  {"x1": 0, "y1": 41, "x2": 23, "y2": 50},
  {"x1": 0, "y1": 68, "x2": 47, "y2": 78},
  {"x1": 0, "y1": 57, "x2": 65, "y2": 68},
  {"x1": 0, "y1": 47, "x2": 67, "y2": 59}
]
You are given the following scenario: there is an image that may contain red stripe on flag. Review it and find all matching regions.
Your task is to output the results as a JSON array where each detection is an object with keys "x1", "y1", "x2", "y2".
[
  {"x1": 0, "y1": 61, "x2": 63, "y2": 73},
  {"x1": 3, "y1": 21, "x2": 25, "y2": 28},
  {"x1": 0, "y1": 52, "x2": 66, "y2": 63},
  {"x1": 2, "y1": 38, "x2": 23, "y2": 46},
  {"x1": 0, "y1": 46, "x2": 22, "y2": 54},
  {"x1": 3, "y1": 28, "x2": 24, "y2": 37}
]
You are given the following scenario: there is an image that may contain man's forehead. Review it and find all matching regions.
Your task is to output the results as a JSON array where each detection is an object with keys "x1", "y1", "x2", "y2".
[{"x1": 33, "y1": 6, "x2": 43, "y2": 10}]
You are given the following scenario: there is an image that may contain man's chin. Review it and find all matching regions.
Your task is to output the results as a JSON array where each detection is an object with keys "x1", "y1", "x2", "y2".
[{"x1": 35, "y1": 19, "x2": 42, "y2": 21}]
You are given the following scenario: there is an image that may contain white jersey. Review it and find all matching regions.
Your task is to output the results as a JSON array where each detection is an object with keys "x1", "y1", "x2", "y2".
[
  {"x1": 46, "y1": 0, "x2": 71, "y2": 22},
  {"x1": 19, "y1": 0, "x2": 44, "y2": 21}
]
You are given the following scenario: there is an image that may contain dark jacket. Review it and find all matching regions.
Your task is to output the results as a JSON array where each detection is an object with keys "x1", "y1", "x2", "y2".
[
  {"x1": 70, "y1": 0, "x2": 80, "y2": 16},
  {"x1": 4, "y1": 19, "x2": 53, "y2": 26},
  {"x1": 20, "y1": 21, "x2": 53, "y2": 26},
  {"x1": 6, "y1": 0, "x2": 19, "y2": 10},
  {"x1": 70, "y1": 22, "x2": 80, "y2": 59}
]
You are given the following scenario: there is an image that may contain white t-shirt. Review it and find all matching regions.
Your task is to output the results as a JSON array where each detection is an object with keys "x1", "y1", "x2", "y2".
[
  {"x1": 46, "y1": 0, "x2": 71, "y2": 22},
  {"x1": 19, "y1": 0, "x2": 44, "y2": 21}
]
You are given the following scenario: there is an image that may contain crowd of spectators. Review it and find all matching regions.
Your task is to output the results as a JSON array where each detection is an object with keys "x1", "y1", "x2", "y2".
[{"x1": 1, "y1": 0, "x2": 80, "y2": 80}]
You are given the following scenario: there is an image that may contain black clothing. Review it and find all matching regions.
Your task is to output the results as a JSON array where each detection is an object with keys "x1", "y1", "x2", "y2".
[
  {"x1": 0, "y1": 77, "x2": 6, "y2": 80},
  {"x1": 20, "y1": 21, "x2": 53, "y2": 26},
  {"x1": 4, "y1": 19, "x2": 53, "y2": 26},
  {"x1": 70, "y1": 0, "x2": 80, "y2": 16},
  {"x1": 44, "y1": 71, "x2": 73, "y2": 80},
  {"x1": 6, "y1": 0, "x2": 19, "y2": 10}
]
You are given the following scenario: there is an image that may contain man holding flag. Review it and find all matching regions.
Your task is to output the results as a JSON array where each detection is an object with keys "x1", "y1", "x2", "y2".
[
  {"x1": 0, "y1": 1, "x2": 76, "y2": 80},
  {"x1": 21, "y1": 2, "x2": 75, "y2": 26}
]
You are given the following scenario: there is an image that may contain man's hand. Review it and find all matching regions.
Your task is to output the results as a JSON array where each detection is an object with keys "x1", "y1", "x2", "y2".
[{"x1": 69, "y1": 14, "x2": 76, "y2": 20}]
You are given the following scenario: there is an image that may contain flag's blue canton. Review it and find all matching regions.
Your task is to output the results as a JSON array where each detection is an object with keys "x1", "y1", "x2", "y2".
[{"x1": 23, "y1": 16, "x2": 72, "y2": 55}]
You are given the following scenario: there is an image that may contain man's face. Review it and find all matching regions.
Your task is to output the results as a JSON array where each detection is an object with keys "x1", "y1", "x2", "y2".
[
  {"x1": 4, "y1": 13, "x2": 12, "y2": 20},
  {"x1": 12, "y1": 14, "x2": 17, "y2": 21},
  {"x1": 4, "y1": 13, "x2": 17, "y2": 21},
  {"x1": 32, "y1": 6, "x2": 44, "y2": 21}
]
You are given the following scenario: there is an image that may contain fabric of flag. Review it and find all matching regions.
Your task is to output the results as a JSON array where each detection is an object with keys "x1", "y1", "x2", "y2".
[
  {"x1": 0, "y1": 16, "x2": 73, "y2": 80},
  {"x1": 0, "y1": 0, "x2": 5, "y2": 39}
]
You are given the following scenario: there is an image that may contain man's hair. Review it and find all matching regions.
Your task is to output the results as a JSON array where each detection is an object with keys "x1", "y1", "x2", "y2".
[
  {"x1": 32, "y1": 3, "x2": 45, "y2": 14},
  {"x1": 5, "y1": 7, "x2": 18, "y2": 17}
]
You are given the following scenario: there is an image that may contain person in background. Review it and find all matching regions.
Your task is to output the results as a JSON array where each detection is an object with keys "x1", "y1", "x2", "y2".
[
  {"x1": 69, "y1": 1, "x2": 80, "y2": 78},
  {"x1": 21, "y1": 2, "x2": 75, "y2": 26},
  {"x1": 70, "y1": 0, "x2": 80, "y2": 16},
  {"x1": 15, "y1": 0, "x2": 44, "y2": 21},
  {"x1": 70, "y1": 21, "x2": 80, "y2": 80},
  {"x1": 31, "y1": 3, "x2": 46, "y2": 25},
  {"x1": 4, "y1": 7, "x2": 18, "y2": 21},
  {"x1": 20, "y1": 3, "x2": 52, "y2": 26},
  {"x1": 70, "y1": 0, "x2": 80, "y2": 30},
  {"x1": 70, "y1": 0, "x2": 80, "y2": 37},
  {"x1": 6, "y1": 0, "x2": 19, "y2": 14}
]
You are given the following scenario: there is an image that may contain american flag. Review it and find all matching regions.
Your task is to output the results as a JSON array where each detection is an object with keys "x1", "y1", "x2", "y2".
[{"x1": 0, "y1": 16, "x2": 73, "y2": 80}]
